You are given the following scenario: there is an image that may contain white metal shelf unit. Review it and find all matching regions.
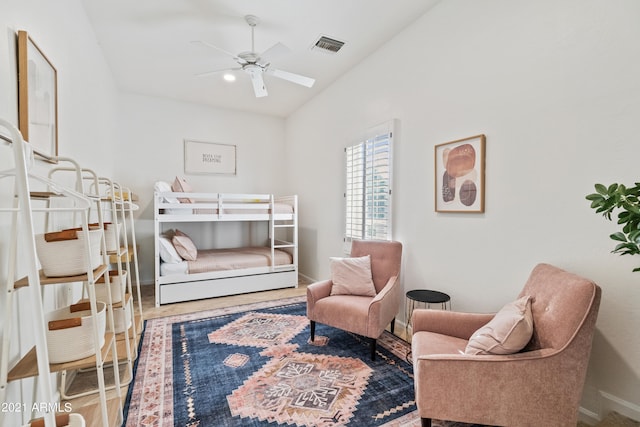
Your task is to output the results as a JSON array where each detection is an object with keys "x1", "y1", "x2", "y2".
[
  {"x1": 46, "y1": 169, "x2": 139, "y2": 398},
  {"x1": 154, "y1": 192, "x2": 298, "y2": 306},
  {"x1": 0, "y1": 119, "x2": 123, "y2": 427},
  {"x1": 98, "y1": 179, "x2": 143, "y2": 347},
  {"x1": 118, "y1": 185, "x2": 143, "y2": 324}
]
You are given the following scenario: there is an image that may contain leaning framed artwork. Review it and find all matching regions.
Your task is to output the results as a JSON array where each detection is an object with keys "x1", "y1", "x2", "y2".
[
  {"x1": 184, "y1": 140, "x2": 237, "y2": 175},
  {"x1": 17, "y1": 30, "x2": 58, "y2": 161},
  {"x1": 434, "y1": 134, "x2": 486, "y2": 213}
]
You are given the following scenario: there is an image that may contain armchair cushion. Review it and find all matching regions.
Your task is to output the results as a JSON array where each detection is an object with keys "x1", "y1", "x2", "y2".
[
  {"x1": 329, "y1": 255, "x2": 377, "y2": 297},
  {"x1": 465, "y1": 295, "x2": 533, "y2": 355}
]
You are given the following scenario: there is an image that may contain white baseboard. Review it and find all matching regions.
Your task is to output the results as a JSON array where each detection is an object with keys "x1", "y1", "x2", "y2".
[
  {"x1": 577, "y1": 391, "x2": 640, "y2": 425},
  {"x1": 599, "y1": 391, "x2": 640, "y2": 422},
  {"x1": 578, "y1": 406, "x2": 600, "y2": 426},
  {"x1": 298, "y1": 272, "x2": 316, "y2": 284}
]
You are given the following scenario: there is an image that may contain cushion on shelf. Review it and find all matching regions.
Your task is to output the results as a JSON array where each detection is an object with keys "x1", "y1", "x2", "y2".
[
  {"x1": 172, "y1": 230, "x2": 198, "y2": 261},
  {"x1": 158, "y1": 236, "x2": 183, "y2": 263},
  {"x1": 465, "y1": 295, "x2": 534, "y2": 355},
  {"x1": 329, "y1": 255, "x2": 377, "y2": 297}
]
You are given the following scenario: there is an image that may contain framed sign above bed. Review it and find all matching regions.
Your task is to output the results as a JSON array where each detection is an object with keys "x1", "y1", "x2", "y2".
[{"x1": 184, "y1": 139, "x2": 236, "y2": 175}]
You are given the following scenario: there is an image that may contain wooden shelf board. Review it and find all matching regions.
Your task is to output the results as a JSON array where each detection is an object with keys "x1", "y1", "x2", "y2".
[
  {"x1": 115, "y1": 314, "x2": 143, "y2": 342},
  {"x1": 106, "y1": 247, "x2": 128, "y2": 257},
  {"x1": 7, "y1": 333, "x2": 115, "y2": 381},
  {"x1": 105, "y1": 335, "x2": 137, "y2": 364},
  {"x1": 14, "y1": 265, "x2": 108, "y2": 288},
  {"x1": 108, "y1": 292, "x2": 131, "y2": 310},
  {"x1": 108, "y1": 246, "x2": 137, "y2": 263},
  {"x1": 29, "y1": 191, "x2": 63, "y2": 199}
]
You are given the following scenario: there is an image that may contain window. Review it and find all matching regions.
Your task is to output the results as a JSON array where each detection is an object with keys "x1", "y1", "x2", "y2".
[{"x1": 344, "y1": 120, "x2": 395, "y2": 242}]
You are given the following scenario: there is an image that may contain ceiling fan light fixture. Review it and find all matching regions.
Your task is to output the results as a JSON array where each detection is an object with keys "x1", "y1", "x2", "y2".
[{"x1": 195, "y1": 14, "x2": 315, "y2": 97}]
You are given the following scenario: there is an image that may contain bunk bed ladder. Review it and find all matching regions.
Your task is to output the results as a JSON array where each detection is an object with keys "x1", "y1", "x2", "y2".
[{"x1": 270, "y1": 195, "x2": 298, "y2": 274}]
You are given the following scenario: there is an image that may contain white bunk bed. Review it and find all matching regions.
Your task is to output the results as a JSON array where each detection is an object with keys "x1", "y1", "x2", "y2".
[{"x1": 154, "y1": 191, "x2": 298, "y2": 306}]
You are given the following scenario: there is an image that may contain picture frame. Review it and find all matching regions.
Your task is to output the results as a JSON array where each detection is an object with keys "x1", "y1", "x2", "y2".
[
  {"x1": 184, "y1": 140, "x2": 237, "y2": 175},
  {"x1": 17, "y1": 30, "x2": 58, "y2": 161},
  {"x1": 434, "y1": 134, "x2": 486, "y2": 213}
]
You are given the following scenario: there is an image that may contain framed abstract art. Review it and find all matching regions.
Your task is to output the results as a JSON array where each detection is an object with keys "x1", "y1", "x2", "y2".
[{"x1": 434, "y1": 134, "x2": 486, "y2": 213}]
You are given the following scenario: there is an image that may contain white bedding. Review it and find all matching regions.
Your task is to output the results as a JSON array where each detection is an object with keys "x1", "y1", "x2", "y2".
[{"x1": 160, "y1": 261, "x2": 189, "y2": 276}]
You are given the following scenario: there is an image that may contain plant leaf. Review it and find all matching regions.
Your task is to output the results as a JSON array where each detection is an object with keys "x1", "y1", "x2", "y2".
[{"x1": 610, "y1": 232, "x2": 627, "y2": 242}]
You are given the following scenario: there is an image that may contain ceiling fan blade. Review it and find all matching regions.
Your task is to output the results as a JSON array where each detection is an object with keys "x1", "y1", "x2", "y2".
[
  {"x1": 196, "y1": 67, "x2": 241, "y2": 78},
  {"x1": 265, "y1": 68, "x2": 315, "y2": 88},
  {"x1": 248, "y1": 70, "x2": 268, "y2": 97},
  {"x1": 191, "y1": 40, "x2": 246, "y2": 64},
  {"x1": 258, "y1": 42, "x2": 290, "y2": 65}
]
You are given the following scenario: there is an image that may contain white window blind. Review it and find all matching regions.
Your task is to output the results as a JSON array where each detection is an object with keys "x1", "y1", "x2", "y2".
[{"x1": 345, "y1": 121, "x2": 394, "y2": 242}]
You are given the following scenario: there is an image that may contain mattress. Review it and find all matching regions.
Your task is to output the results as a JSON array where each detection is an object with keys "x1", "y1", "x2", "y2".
[{"x1": 160, "y1": 246, "x2": 293, "y2": 276}]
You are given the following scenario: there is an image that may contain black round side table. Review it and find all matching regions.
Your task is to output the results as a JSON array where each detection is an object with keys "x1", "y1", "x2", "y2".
[
  {"x1": 405, "y1": 289, "x2": 451, "y2": 336},
  {"x1": 406, "y1": 289, "x2": 451, "y2": 311}
]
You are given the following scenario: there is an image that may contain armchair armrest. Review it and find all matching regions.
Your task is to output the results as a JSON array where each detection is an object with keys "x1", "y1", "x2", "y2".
[
  {"x1": 413, "y1": 348, "x2": 563, "y2": 423},
  {"x1": 371, "y1": 275, "x2": 399, "y2": 304},
  {"x1": 412, "y1": 309, "x2": 495, "y2": 340},
  {"x1": 367, "y1": 275, "x2": 401, "y2": 336},
  {"x1": 306, "y1": 279, "x2": 333, "y2": 315}
]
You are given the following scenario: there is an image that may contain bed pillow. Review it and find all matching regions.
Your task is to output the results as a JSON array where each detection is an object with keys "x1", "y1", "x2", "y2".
[
  {"x1": 329, "y1": 255, "x2": 377, "y2": 297},
  {"x1": 154, "y1": 181, "x2": 180, "y2": 204},
  {"x1": 158, "y1": 236, "x2": 183, "y2": 263},
  {"x1": 172, "y1": 230, "x2": 198, "y2": 261},
  {"x1": 465, "y1": 295, "x2": 534, "y2": 355},
  {"x1": 171, "y1": 176, "x2": 194, "y2": 203}
]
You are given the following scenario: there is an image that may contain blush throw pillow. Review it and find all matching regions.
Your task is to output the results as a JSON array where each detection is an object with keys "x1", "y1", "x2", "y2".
[
  {"x1": 329, "y1": 255, "x2": 377, "y2": 297},
  {"x1": 172, "y1": 230, "x2": 198, "y2": 261},
  {"x1": 171, "y1": 176, "x2": 194, "y2": 203},
  {"x1": 465, "y1": 295, "x2": 534, "y2": 355}
]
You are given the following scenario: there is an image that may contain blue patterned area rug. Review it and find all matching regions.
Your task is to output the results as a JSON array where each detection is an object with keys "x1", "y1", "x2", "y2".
[{"x1": 123, "y1": 296, "x2": 481, "y2": 427}]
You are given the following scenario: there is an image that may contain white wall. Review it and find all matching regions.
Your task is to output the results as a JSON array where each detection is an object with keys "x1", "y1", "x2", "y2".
[
  {"x1": 2, "y1": 0, "x2": 640, "y2": 423},
  {"x1": 285, "y1": 0, "x2": 640, "y2": 421},
  {"x1": 0, "y1": 0, "x2": 120, "y2": 424},
  {"x1": 115, "y1": 92, "x2": 287, "y2": 283}
]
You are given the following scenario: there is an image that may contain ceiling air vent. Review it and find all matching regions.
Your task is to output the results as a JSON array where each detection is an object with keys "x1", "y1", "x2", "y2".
[{"x1": 311, "y1": 35, "x2": 345, "y2": 54}]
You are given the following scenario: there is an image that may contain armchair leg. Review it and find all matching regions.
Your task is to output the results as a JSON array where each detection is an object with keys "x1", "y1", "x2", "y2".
[
  {"x1": 370, "y1": 338, "x2": 377, "y2": 361},
  {"x1": 390, "y1": 317, "x2": 396, "y2": 334},
  {"x1": 421, "y1": 418, "x2": 432, "y2": 427},
  {"x1": 310, "y1": 320, "x2": 316, "y2": 341}
]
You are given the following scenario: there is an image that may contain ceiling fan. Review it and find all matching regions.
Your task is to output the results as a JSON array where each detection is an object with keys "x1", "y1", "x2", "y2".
[{"x1": 194, "y1": 15, "x2": 315, "y2": 98}]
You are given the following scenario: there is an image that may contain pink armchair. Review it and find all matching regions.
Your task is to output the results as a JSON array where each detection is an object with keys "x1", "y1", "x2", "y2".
[
  {"x1": 306, "y1": 239, "x2": 402, "y2": 360},
  {"x1": 412, "y1": 263, "x2": 601, "y2": 427}
]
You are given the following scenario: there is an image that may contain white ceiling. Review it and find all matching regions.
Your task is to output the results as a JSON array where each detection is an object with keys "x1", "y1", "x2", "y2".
[{"x1": 80, "y1": 0, "x2": 439, "y2": 118}]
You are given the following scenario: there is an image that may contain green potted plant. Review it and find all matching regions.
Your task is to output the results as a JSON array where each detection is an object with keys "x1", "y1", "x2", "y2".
[{"x1": 586, "y1": 182, "x2": 640, "y2": 272}]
